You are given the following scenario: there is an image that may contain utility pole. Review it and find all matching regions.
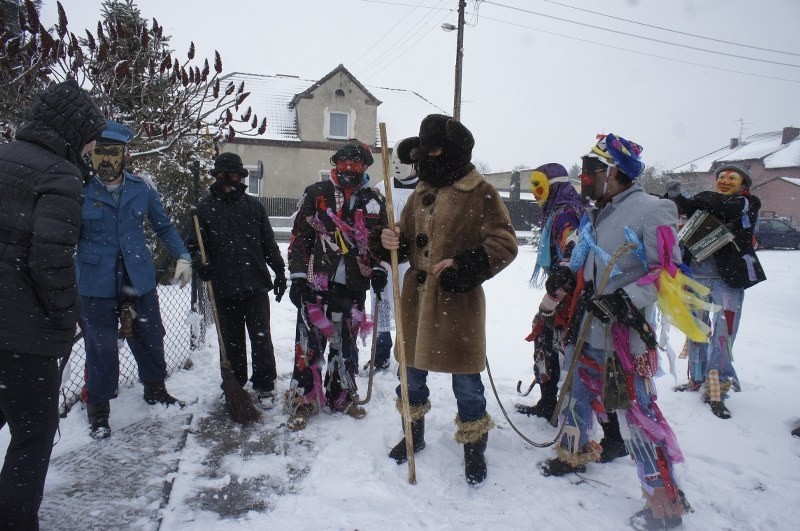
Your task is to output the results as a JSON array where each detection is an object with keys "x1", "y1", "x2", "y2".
[{"x1": 453, "y1": 0, "x2": 466, "y2": 121}]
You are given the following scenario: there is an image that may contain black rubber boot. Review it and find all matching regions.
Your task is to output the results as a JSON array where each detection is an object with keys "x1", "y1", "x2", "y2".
[
  {"x1": 599, "y1": 411, "x2": 629, "y2": 463},
  {"x1": 388, "y1": 417, "x2": 425, "y2": 464},
  {"x1": 87, "y1": 401, "x2": 111, "y2": 440},
  {"x1": 464, "y1": 432, "x2": 489, "y2": 486},
  {"x1": 143, "y1": 381, "x2": 186, "y2": 408}
]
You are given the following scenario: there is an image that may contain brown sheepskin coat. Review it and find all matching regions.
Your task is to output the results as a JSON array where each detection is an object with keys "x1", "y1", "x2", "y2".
[{"x1": 395, "y1": 169, "x2": 518, "y2": 374}]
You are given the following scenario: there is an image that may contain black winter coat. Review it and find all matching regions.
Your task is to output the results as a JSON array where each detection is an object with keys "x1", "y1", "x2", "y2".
[
  {"x1": 187, "y1": 182, "x2": 285, "y2": 300},
  {"x1": 0, "y1": 139, "x2": 84, "y2": 356},
  {"x1": 674, "y1": 191, "x2": 766, "y2": 289},
  {"x1": 0, "y1": 81, "x2": 105, "y2": 357}
]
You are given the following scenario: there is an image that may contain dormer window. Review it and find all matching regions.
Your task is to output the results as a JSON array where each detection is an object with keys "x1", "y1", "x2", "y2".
[{"x1": 328, "y1": 111, "x2": 349, "y2": 139}]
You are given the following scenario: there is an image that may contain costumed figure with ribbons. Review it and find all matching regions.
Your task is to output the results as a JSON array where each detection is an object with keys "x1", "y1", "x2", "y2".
[
  {"x1": 516, "y1": 163, "x2": 583, "y2": 421},
  {"x1": 540, "y1": 134, "x2": 708, "y2": 531},
  {"x1": 665, "y1": 166, "x2": 765, "y2": 419},
  {"x1": 286, "y1": 140, "x2": 388, "y2": 431}
]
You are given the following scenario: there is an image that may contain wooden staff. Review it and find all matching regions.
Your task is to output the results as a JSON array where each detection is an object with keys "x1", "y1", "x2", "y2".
[{"x1": 379, "y1": 122, "x2": 416, "y2": 484}]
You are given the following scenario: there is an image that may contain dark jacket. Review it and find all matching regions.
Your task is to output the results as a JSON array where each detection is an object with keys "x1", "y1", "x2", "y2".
[
  {"x1": 288, "y1": 179, "x2": 387, "y2": 294},
  {"x1": 0, "y1": 81, "x2": 105, "y2": 357},
  {"x1": 187, "y1": 182, "x2": 285, "y2": 300},
  {"x1": 673, "y1": 191, "x2": 766, "y2": 289}
]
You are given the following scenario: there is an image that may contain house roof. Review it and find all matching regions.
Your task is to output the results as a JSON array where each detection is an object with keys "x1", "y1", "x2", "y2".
[
  {"x1": 221, "y1": 69, "x2": 446, "y2": 148},
  {"x1": 780, "y1": 176, "x2": 800, "y2": 187},
  {"x1": 289, "y1": 64, "x2": 380, "y2": 108},
  {"x1": 672, "y1": 130, "x2": 800, "y2": 173}
]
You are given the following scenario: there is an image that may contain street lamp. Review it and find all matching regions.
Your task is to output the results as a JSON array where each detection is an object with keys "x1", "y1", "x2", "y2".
[{"x1": 442, "y1": 1, "x2": 466, "y2": 121}]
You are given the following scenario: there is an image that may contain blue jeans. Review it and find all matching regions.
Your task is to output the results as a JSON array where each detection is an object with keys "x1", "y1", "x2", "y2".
[
  {"x1": 396, "y1": 366, "x2": 487, "y2": 422},
  {"x1": 376, "y1": 331, "x2": 392, "y2": 365},
  {"x1": 687, "y1": 277, "x2": 743, "y2": 390}
]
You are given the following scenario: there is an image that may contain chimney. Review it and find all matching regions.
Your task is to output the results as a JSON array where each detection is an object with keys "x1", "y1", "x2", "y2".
[
  {"x1": 782, "y1": 126, "x2": 800, "y2": 145},
  {"x1": 730, "y1": 137, "x2": 739, "y2": 149}
]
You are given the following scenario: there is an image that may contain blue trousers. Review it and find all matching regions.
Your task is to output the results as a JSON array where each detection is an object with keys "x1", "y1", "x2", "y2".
[
  {"x1": 80, "y1": 289, "x2": 167, "y2": 404},
  {"x1": 396, "y1": 366, "x2": 487, "y2": 422},
  {"x1": 686, "y1": 278, "x2": 743, "y2": 391}
]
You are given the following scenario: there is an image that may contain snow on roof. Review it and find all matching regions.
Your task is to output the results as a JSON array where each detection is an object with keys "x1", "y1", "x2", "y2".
[
  {"x1": 672, "y1": 130, "x2": 800, "y2": 173},
  {"x1": 780, "y1": 176, "x2": 800, "y2": 186},
  {"x1": 221, "y1": 71, "x2": 446, "y2": 148}
]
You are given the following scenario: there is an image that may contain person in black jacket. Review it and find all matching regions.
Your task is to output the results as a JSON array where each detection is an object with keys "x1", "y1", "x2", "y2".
[
  {"x1": 186, "y1": 153, "x2": 287, "y2": 409},
  {"x1": 286, "y1": 140, "x2": 388, "y2": 431},
  {"x1": 0, "y1": 79, "x2": 105, "y2": 530},
  {"x1": 666, "y1": 165, "x2": 766, "y2": 419}
]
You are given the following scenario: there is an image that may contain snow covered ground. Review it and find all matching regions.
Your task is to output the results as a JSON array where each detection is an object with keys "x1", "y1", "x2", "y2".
[{"x1": 4, "y1": 244, "x2": 799, "y2": 530}]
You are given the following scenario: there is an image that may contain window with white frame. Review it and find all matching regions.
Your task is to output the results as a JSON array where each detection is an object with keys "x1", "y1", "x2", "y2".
[
  {"x1": 328, "y1": 111, "x2": 349, "y2": 139},
  {"x1": 247, "y1": 173, "x2": 262, "y2": 196},
  {"x1": 319, "y1": 170, "x2": 330, "y2": 182}
]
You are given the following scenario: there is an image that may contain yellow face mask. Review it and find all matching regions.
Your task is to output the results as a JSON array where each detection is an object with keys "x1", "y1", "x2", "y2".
[
  {"x1": 715, "y1": 170, "x2": 744, "y2": 195},
  {"x1": 530, "y1": 170, "x2": 550, "y2": 206}
]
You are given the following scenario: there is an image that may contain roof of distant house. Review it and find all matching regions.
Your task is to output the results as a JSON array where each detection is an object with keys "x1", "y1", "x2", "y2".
[
  {"x1": 672, "y1": 130, "x2": 800, "y2": 173},
  {"x1": 780, "y1": 176, "x2": 800, "y2": 187},
  {"x1": 220, "y1": 68, "x2": 446, "y2": 148}
]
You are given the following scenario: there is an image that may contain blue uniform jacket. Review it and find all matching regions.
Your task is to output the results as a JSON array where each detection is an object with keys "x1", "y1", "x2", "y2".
[{"x1": 77, "y1": 171, "x2": 188, "y2": 298}]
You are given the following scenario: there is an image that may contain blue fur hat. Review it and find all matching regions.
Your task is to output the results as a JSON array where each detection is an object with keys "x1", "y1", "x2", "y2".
[
  {"x1": 604, "y1": 133, "x2": 644, "y2": 179},
  {"x1": 99, "y1": 120, "x2": 134, "y2": 144}
]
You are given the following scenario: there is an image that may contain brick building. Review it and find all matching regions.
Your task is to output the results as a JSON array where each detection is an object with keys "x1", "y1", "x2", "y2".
[{"x1": 667, "y1": 127, "x2": 800, "y2": 226}]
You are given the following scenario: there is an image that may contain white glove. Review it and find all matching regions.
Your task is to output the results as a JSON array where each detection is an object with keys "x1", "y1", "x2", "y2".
[{"x1": 173, "y1": 258, "x2": 192, "y2": 288}]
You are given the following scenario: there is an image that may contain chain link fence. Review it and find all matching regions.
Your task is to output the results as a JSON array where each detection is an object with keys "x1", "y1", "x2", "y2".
[{"x1": 59, "y1": 278, "x2": 214, "y2": 416}]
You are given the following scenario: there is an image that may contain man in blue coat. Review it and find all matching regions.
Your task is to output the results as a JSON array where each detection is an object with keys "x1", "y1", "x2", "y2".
[{"x1": 78, "y1": 120, "x2": 192, "y2": 439}]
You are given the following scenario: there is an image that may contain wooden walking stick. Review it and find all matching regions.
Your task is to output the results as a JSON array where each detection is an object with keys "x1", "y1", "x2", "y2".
[
  {"x1": 193, "y1": 214, "x2": 261, "y2": 424},
  {"x1": 379, "y1": 122, "x2": 416, "y2": 484}
]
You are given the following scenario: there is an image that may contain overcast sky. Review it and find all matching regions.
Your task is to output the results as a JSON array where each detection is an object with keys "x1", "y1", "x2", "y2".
[{"x1": 49, "y1": 0, "x2": 799, "y2": 174}]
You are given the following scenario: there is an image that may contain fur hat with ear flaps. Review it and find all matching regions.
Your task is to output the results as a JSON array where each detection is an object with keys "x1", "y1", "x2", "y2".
[{"x1": 398, "y1": 114, "x2": 475, "y2": 187}]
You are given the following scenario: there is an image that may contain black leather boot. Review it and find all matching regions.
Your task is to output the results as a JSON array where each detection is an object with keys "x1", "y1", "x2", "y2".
[
  {"x1": 143, "y1": 381, "x2": 186, "y2": 408},
  {"x1": 87, "y1": 401, "x2": 111, "y2": 440},
  {"x1": 388, "y1": 416, "x2": 425, "y2": 464},
  {"x1": 599, "y1": 411, "x2": 629, "y2": 463},
  {"x1": 516, "y1": 377, "x2": 559, "y2": 419},
  {"x1": 464, "y1": 432, "x2": 489, "y2": 486}
]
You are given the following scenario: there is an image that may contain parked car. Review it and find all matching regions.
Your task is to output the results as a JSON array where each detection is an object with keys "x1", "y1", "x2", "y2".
[{"x1": 756, "y1": 218, "x2": 800, "y2": 249}]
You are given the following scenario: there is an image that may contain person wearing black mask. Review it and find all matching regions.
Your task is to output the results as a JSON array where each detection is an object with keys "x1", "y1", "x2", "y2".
[
  {"x1": 377, "y1": 114, "x2": 518, "y2": 486},
  {"x1": 186, "y1": 152, "x2": 286, "y2": 409},
  {"x1": 286, "y1": 140, "x2": 388, "y2": 431}
]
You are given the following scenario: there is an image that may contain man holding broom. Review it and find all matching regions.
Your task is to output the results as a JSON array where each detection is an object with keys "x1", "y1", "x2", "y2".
[
  {"x1": 186, "y1": 153, "x2": 286, "y2": 410},
  {"x1": 377, "y1": 114, "x2": 518, "y2": 486}
]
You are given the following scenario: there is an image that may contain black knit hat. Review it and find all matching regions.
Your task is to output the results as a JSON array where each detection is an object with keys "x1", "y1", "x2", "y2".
[
  {"x1": 210, "y1": 152, "x2": 248, "y2": 177},
  {"x1": 26, "y1": 79, "x2": 106, "y2": 153},
  {"x1": 329, "y1": 139, "x2": 374, "y2": 167}
]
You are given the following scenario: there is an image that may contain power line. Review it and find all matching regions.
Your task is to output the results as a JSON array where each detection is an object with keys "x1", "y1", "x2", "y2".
[
  {"x1": 350, "y1": 0, "x2": 431, "y2": 69},
  {"x1": 357, "y1": 0, "x2": 450, "y2": 77},
  {"x1": 479, "y1": 14, "x2": 800, "y2": 84},
  {"x1": 537, "y1": 0, "x2": 800, "y2": 57},
  {"x1": 482, "y1": 0, "x2": 800, "y2": 69}
]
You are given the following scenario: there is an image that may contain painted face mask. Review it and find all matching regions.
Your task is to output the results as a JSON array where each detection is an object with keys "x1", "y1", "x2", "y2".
[
  {"x1": 90, "y1": 143, "x2": 125, "y2": 182},
  {"x1": 716, "y1": 170, "x2": 744, "y2": 195},
  {"x1": 529, "y1": 170, "x2": 550, "y2": 206},
  {"x1": 579, "y1": 157, "x2": 608, "y2": 202}
]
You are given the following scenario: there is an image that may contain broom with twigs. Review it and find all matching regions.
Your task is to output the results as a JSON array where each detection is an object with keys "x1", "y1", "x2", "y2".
[
  {"x1": 379, "y1": 122, "x2": 417, "y2": 484},
  {"x1": 193, "y1": 214, "x2": 261, "y2": 424}
]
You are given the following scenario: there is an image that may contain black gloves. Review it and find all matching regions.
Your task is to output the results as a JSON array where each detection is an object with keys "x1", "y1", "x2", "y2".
[
  {"x1": 197, "y1": 263, "x2": 214, "y2": 281},
  {"x1": 588, "y1": 288, "x2": 631, "y2": 324},
  {"x1": 273, "y1": 273, "x2": 287, "y2": 303},
  {"x1": 545, "y1": 266, "x2": 575, "y2": 296},
  {"x1": 371, "y1": 268, "x2": 388, "y2": 297},
  {"x1": 439, "y1": 246, "x2": 492, "y2": 293},
  {"x1": 289, "y1": 279, "x2": 311, "y2": 309}
]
